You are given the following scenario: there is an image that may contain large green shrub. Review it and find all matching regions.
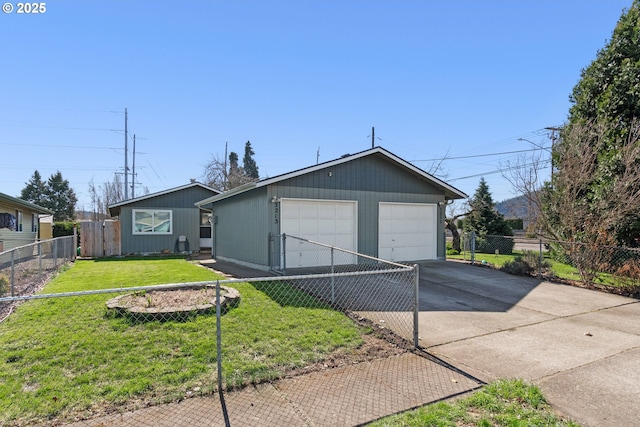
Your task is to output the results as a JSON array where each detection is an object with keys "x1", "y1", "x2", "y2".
[
  {"x1": 475, "y1": 235, "x2": 515, "y2": 255},
  {"x1": 53, "y1": 222, "x2": 76, "y2": 238},
  {"x1": 500, "y1": 251, "x2": 551, "y2": 276}
]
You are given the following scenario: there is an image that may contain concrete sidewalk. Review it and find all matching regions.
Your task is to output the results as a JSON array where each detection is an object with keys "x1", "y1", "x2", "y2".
[
  {"x1": 66, "y1": 353, "x2": 482, "y2": 427},
  {"x1": 418, "y1": 261, "x2": 640, "y2": 427}
]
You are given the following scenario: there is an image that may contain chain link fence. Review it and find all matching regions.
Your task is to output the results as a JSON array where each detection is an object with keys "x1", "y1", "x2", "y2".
[
  {"x1": 0, "y1": 235, "x2": 76, "y2": 300},
  {"x1": 0, "y1": 236, "x2": 480, "y2": 427},
  {"x1": 460, "y1": 232, "x2": 640, "y2": 293}
]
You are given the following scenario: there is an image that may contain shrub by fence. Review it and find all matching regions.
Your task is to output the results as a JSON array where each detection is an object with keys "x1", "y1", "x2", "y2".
[{"x1": 461, "y1": 232, "x2": 640, "y2": 295}]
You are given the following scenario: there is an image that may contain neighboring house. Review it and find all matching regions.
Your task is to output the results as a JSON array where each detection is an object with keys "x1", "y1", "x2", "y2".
[
  {"x1": 195, "y1": 146, "x2": 468, "y2": 271},
  {"x1": 108, "y1": 181, "x2": 220, "y2": 255},
  {"x1": 0, "y1": 192, "x2": 53, "y2": 252},
  {"x1": 39, "y1": 214, "x2": 54, "y2": 240}
]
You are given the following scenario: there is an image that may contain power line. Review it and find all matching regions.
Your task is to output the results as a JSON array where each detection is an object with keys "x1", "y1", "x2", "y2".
[
  {"x1": 412, "y1": 147, "x2": 550, "y2": 163},
  {"x1": 0, "y1": 142, "x2": 120, "y2": 150},
  {"x1": 447, "y1": 160, "x2": 551, "y2": 182},
  {"x1": 0, "y1": 124, "x2": 121, "y2": 132}
]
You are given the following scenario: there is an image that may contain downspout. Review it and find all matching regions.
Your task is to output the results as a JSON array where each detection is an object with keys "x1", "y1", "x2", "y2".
[{"x1": 211, "y1": 208, "x2": 216, "y2": 259}]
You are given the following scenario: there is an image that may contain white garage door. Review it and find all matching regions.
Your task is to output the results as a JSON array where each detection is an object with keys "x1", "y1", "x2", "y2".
[
  {"x1": 378, "y1": 202, "x2": 437, "y2": 262},
  {"x1": 281, "y1": 198, "x2": 357, "y2": 267}
]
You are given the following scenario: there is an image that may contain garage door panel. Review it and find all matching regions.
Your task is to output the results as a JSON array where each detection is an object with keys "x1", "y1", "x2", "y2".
[
  {"x1": 281, "y1": 199, "x2": 357, "y2": 268},
  {"x1": 300, "y1": 218, "x2": 319, "y2": 234},
  {"x1": 334, "y1": 219, "x2": 354, "y2": 234},
  {"x1": 336, "y1": 204, "x2": 354, "y2": 218},
  {"x1": 318, "y1": 204, "x2": 336, "y2": 217},
  {"x1": 378, "y1": 202, "x2": 437, "y2": 262}
]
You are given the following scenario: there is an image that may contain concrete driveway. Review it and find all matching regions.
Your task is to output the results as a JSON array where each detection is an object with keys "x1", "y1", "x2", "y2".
[{"x1": 418, "y1": 260, "x2": 640, "y2": 427}]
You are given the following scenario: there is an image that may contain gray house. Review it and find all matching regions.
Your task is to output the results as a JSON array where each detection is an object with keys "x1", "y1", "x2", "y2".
[
  {"x1": 195, "y1": 147, "x2": 467, "y2": 270},
  {"x1": 108, "y1": 182, "x2": 220, "y2": 255}
]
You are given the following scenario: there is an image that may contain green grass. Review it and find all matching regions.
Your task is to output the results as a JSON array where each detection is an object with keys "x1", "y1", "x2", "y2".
[
  {"x1": 0, "y1": 258, "x2": 364, "y2": 425},
  {"x1": 369, "y1": 379, "x2": 580, "y2": 427},
  {"x1": 448, "y1": 251, "x2": 584, "y2": 282},
  {"x1": 448, "y1": 251, "x2": 640, "y2": 292}
]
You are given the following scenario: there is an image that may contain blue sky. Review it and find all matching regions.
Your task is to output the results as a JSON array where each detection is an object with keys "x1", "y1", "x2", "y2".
[{"x1": 0, "y1": 0, "x2": 633, "y2": 211}]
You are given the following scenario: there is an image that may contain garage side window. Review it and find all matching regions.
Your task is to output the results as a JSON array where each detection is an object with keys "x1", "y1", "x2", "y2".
[{"x1": 133, "y1": 209, "x2": 173, "y2": 234}]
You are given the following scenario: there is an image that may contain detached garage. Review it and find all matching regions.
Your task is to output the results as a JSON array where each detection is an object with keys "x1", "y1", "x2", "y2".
[{"x1": 196, "y1": 146, "x2": 467, "y2": 271}]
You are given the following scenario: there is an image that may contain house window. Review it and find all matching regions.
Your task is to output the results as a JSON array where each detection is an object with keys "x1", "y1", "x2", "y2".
[
  {"x1": 32, "y1": 214, "x2": 38, "y2": 233},
  {"x1": 15, "y1": 210, "x2": 23, "y2": 232},
  {"x1": 133, "y1": 209, "x2": 173, "y2": 234}
]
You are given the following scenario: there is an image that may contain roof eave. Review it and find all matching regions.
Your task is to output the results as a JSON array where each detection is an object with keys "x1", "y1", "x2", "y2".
[
  {"x1": 109, "y1": 182, "x2": 220, "y2": 210},
  {"x1": 195, "y1": 181, "x2": 257, "y2": 207},
  {"x1": 0, "y1": 193, "x2": 54, "y2": 214}
]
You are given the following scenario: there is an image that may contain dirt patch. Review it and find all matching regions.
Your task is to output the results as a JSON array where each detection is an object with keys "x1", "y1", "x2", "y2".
[
  {"x1": 106, "y1": 286, "x2": 240, "y2": 320},
  {"x1": 280, "y1": 312, "x2": 414, "y2": 379}
]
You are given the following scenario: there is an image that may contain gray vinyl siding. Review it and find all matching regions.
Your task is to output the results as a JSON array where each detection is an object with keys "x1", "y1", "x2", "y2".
[
  {"x1": 131, "y1": 186, "x2": 218, "y2": 209},
  {"x1": 114, "y1": 186, "x2": 219, "y2": 255},
  {"x1": 212, "y1": 187, "x2": 269, "y2": 266},
  {"x1": 204, "y1": 152, "x2": 456, "y2": 267},
  {"x1": 266, "y1": 156, "x2": 447, "y2": 259},
  {"x1": 119, "y1": 206, "x2": 200, "y2": 254}
]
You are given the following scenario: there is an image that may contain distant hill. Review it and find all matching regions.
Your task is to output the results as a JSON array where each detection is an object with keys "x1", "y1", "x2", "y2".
[{"x1": 496, "y1": 194, "x2": 532, "y2": 220}]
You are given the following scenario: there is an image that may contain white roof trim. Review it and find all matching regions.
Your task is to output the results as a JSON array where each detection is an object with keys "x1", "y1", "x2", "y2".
[
  {"x1": 195, "y1": 146, "x2": 467, "y2": 207},
  {"x1": 109, "y1": 182, "x2": 220, "y2": 209}
]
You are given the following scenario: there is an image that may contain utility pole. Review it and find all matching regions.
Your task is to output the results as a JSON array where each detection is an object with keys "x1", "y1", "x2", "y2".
[
  {"x1": 545, "y1": 126, "x2": 562, "y2": 179},
  {"x1": 371, "y1": 126, "x2": 375, "y2": 148},
  {"x1": 316, "y1": 147, "x2": 320, "y2": 164},
  {"x1": 224, "y1": 141, "x2": 228, "y2": 191},
  {"x1": 124, "y1": 108, "x2": 129, "y2": 200},
  {"x1": 132, "y1": 134, "x2": 136, "y2": 198}
]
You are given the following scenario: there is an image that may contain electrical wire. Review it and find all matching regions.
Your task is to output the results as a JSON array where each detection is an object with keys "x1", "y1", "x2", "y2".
[{"x1": 412, "y1": 147, "x2": 550, "y2": 162}]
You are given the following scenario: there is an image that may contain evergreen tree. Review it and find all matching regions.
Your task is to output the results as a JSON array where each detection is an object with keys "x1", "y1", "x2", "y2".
[
  {"x1": 549, "y1": 1, "x2": 640, "y2": 245},
  {"x1": 465, "y1": 178, "x2": 512, "y2": 236},
  {"x1": 20, "y1": 170, "x2": 47, "y2": 206},
  {"x1": 44, "y1": 171, "x2": 78, "y2": 221},
  {"x1": 242, "y1": 141, "x2": 259, "y2": 179},
  {"x1": 569, "y1": 1, "x2": 640, "y2": 136},
  {"x1": 228, "y1": 152, "x2": 240, "y2": 175},
  {"x1": 464, "y1": 178, "x2": 514, "y2": 254}
]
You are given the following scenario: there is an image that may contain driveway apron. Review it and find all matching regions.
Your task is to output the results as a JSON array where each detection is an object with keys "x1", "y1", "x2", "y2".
[{"x1": 418, "y1": 260, "x2": 640, "y2": 427}]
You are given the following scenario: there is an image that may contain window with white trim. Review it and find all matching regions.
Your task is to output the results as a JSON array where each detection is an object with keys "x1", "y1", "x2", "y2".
[
  {"x1": 32, "y1": 213, "x2": 38, "y2": 233},
  {"x1": 132, "y1": 209, "x2": 173, "y2": 234},
  {"x1": 15, "y1": 210, "x2": 23, "y2": 232}
]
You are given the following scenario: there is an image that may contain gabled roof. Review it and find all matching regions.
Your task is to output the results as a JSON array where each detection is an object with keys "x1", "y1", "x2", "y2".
[
  {"x1": 196, "y1": 146, "x2": 467, "y2": 207},
  {"x1": 109, "y1": 182, "x2": 220, "y2": 212},
  {"x1": 0, "y1": 192, "x2": 53, "y2": 214}
]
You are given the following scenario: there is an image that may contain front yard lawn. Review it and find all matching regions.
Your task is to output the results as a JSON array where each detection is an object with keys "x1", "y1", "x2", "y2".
[{"x1": 0, "y1": 257, "x2": 364, "y2": 426}]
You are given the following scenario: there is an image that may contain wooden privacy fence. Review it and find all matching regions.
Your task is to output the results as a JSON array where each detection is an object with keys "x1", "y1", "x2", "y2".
[{"x1": 80, "y1": 220, "x2": 121, "y2": 258}]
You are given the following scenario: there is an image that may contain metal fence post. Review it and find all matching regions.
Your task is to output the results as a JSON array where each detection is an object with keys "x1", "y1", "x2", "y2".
[
  {"x1": 73, "y1": 226, "x2": 78, "y2": 261},
  {"x1": 216, "y1": 279, "x2": 230, "y2": 427},
  {"x1": 10, "y1": 250, "x2": 15, "y2": 297},
  {"x1": 413, "y1": 264, "x2": 420, "y2": 348},
  {"x1": 282, "y1": 233, "x2": 287, "y2": 274},
  {"x1": 470, "y1": 232, "x2": 476, "y2": 265},
  {"x1": 38, "y1": 242, "x2": 42, "y2": 280},
  {"x1": 53, "y1": 239, "x2": 58, "y2": 268},
  {"x1": 539, "y1": 239, "x2": 543, "y2": 279},
  {"x1": 330, "y1": 246, "x2": 335, "y2": 304}
]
